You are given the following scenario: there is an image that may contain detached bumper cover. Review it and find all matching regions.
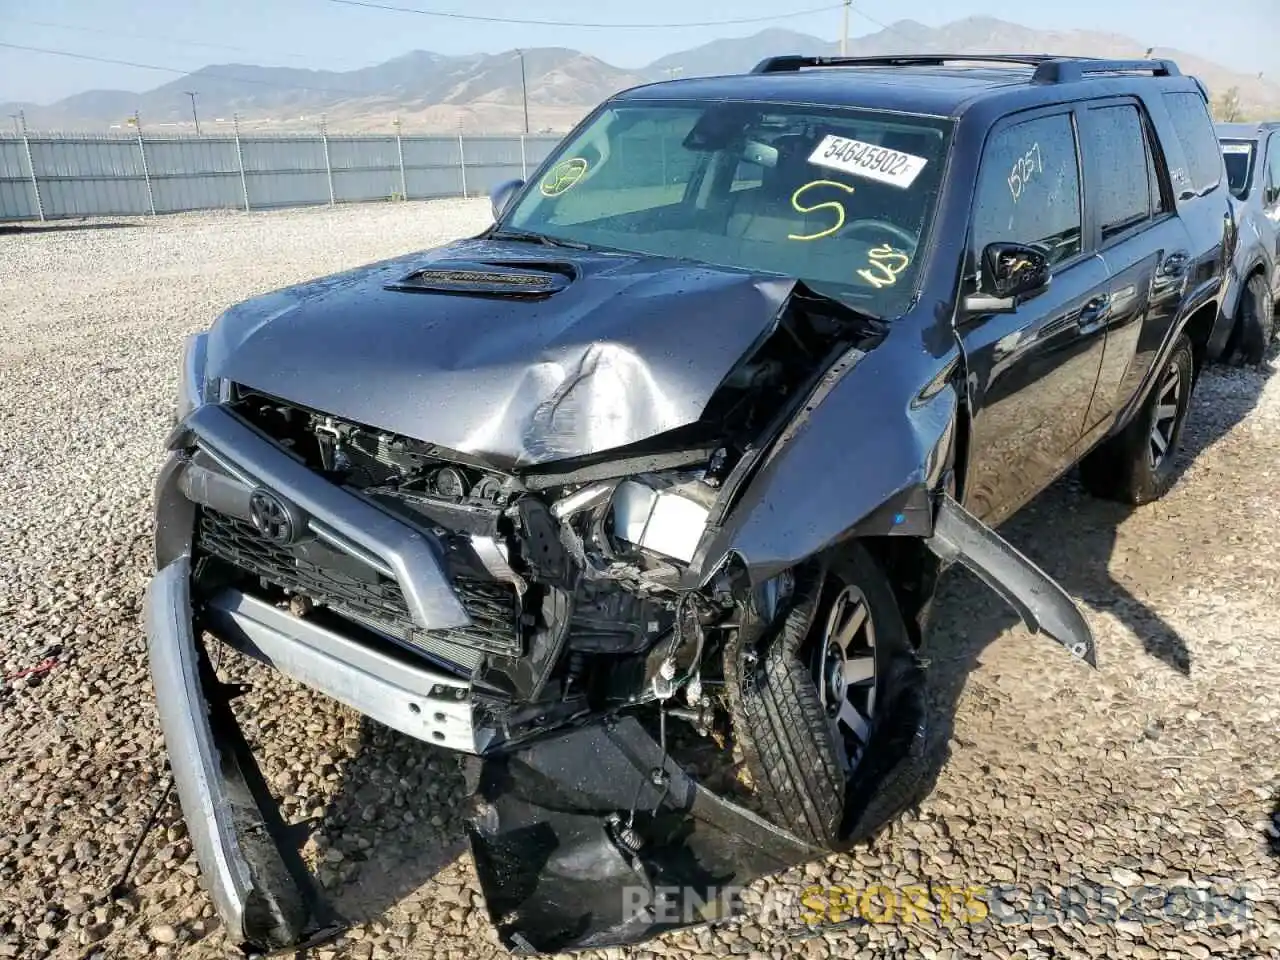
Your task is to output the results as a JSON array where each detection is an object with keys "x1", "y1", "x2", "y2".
[{"x1": 145, "y1": 558, "x2": 320, "y2": 952}]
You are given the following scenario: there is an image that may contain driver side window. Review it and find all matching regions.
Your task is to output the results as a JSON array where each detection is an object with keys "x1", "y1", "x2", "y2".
[{"x1": 971, "y1": 112, "x2": 1083, "y2": 268}]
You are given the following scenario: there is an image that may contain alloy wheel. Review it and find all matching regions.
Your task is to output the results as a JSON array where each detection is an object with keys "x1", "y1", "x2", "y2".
[
  {"x1": 1148, "y1": 361, "x2": 1182, "y2": 470},
  {"x1": 812, "y1": 583, "x2": 877, "y2": 772}
]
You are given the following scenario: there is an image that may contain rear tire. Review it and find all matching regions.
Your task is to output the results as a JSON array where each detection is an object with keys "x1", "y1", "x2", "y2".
[
  {"x1": 728, "y1": 545, "x2": 916, "y2": 848},
  {"x1": 1080, "y1": 333, "x2": 1194, "y2": 505},
  {"x1": 1238, "y1": 272, "x2": 1276, "y2": 366}
]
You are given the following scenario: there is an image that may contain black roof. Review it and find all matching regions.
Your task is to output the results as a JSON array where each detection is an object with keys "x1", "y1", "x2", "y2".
[{"x1": 614, "y1": 56, "x2": 1197, "y2": 120}]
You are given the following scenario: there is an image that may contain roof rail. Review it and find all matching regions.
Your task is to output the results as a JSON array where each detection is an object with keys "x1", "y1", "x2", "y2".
[
  {"x1": 751, "y1": 54, "x2": 1183, "y2": 84},
  {"x1": 1031, "y1": 57, "x2": 1181, "y2": 82},
  {"x1": 751, "y1": 54, "x2": 1057, "y2": 74}
]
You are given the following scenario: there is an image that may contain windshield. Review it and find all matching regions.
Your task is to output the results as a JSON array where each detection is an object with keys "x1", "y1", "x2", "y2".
[
  {"x1": 1220, "y1": 140, "x2": 1256, "y2": 200},
  {"x1": 502, "y1": 101, "x2": 953, "y2": 317}
]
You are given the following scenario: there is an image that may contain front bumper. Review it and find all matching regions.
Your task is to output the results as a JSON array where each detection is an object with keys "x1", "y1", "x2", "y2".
[{"x1": 145, "y1": 556, "x2": 821, "y2": 955}]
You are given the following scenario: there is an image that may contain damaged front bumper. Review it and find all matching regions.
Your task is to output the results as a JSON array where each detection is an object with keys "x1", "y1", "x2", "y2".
[{"x1": 144, "y1": 564, "x2": 825, "y2": 954}]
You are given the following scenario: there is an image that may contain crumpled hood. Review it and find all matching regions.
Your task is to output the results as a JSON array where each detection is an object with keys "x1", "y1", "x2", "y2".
[{"x1": 206, "y1": 237, "x2": 794, "y2": 468}]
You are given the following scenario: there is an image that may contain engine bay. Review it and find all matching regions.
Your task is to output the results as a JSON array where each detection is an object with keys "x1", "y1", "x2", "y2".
[{"x1": 211, "y1": 290, "x2": 882, "y2": 749}]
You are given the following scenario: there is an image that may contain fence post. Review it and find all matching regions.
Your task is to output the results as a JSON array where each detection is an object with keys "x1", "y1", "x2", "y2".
[
  {"x1": 395, "y1": 124, "x2": 407, "y2": 201},
  {"x1": 319, "y1": 120, "x2": 335, "y2": 206},
  {"x1": 458, "y1": 133, "x2": 468, "y2": 199},
  {"x1": 520, "y1": 135, "x2": 527, "y2": 180},
  {"x1": 21, "y1": 133, "x2": 45, "y2": 222},
  {"x1": 137, "y1": 132, "x2": 157, "y2": 215},
  {"x1": 234, "y1": 117, "x2": 250, "y2": 211}
]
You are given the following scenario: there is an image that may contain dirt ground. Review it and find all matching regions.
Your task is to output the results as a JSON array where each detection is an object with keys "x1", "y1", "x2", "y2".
[{"x1": 0, "y1": 203, "x2": 1277, "y2": 960}]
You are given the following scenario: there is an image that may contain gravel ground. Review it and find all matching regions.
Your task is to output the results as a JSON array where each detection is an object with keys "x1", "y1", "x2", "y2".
[{"x1": 1, "y1": 202, "x2": 1278, "y2": 960}]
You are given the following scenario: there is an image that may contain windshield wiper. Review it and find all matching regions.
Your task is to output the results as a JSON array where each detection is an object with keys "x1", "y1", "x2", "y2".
[
  {"x1": 794, "y1": 281, "x2": 885, "y2": 327},
  {"x1": 489, "y1": 229, "x2": 590, "y2": 250}
]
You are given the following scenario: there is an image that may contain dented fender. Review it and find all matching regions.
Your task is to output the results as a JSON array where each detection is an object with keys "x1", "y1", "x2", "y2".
[
  {"x1": 691, "y1": 331, "x2": 1095, "y2": 666},
  {"x1": 692, "y1": 333, "x2": 960, "y2": 586}
]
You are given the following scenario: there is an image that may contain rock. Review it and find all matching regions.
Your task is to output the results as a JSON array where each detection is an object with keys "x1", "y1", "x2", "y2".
[{"x1": 148, "y1": 924, "x2": 178, "y2": 944}]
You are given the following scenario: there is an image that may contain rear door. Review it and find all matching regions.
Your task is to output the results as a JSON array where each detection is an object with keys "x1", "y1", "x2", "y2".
[
  {"x1": 956, "y1": 106, "x2": 1110, "y2": 525},
  {"x1": 1158, "y1": 91, "x2": 1232, "y2": 299},
  {"x1": 1078, "y1": 98, "x2": 1190, "y2": 431}
]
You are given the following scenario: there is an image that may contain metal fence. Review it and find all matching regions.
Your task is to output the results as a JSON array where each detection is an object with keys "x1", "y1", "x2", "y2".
[{"x1": 0, "y1": 132, "x2": 563, "y2": 221}]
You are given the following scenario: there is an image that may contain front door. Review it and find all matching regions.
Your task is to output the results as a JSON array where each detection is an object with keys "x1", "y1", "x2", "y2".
[{"x1": 956, "y1": 107, "x2": 1111, "y2": 526}]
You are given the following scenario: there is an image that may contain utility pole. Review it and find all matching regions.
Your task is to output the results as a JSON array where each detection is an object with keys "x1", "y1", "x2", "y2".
[
  {"x1": 517, "y1": 50, "x2": 529, "y2": 134},
  {"x1": 184, "y1": 91, "x2": 201, "y2": 135},
  {"x1": 840, "y1": 0, "x2": 851, "y2": 56}
]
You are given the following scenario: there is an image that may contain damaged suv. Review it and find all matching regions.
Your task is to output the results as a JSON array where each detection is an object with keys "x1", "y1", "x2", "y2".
[{"x1": 146, "y1": 54, "x2": 1232, "y2": 954}]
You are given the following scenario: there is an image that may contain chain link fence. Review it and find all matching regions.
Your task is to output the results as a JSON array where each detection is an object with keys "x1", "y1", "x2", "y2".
[{"x1": 0, "y1": 131, "x2": 563, "y2": 221}]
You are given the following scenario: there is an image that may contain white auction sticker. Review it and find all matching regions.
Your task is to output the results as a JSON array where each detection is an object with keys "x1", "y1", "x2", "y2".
[
  {"x1": 1221, "y1": 143, "x2": 1253, "y2": 155},
  {"x1": 808, "y1": 135, "x2": 929, "y2": 189}
]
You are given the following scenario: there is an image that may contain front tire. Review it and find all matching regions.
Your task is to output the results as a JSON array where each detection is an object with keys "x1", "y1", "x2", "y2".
[
  {"x1": 1080, "y1": 333, "x2": 1194, "y2": 505},
  {"x1": 728, "y1": 545, "x2": 916, "y2": 848}
]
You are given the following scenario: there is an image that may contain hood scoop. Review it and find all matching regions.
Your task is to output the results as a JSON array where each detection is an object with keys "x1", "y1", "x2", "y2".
[{"x1": 387, "y1": 260, "x2": 574, "y2": 298}]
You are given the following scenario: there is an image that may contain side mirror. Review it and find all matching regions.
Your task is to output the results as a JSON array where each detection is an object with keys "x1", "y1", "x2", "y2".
[
  {"x1": 961, "y1": 242, "x2": 1051, "y2": 315},
  {"x1": 489, "y1": 179, "x2": 525, "y2": 222}
]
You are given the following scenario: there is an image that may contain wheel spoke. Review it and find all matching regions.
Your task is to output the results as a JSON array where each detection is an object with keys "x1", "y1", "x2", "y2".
[
  {"x1": 1155, "y1": 403, "x2": 1178, "y2": 422},
  {"x1": 830, "y1": 599, "x2": 868, "y2": 652},
  {"x1": 837, "y1": 699, "x2": 870, "y2": 743},
  {"x1": 842, "y1": 656, "x2": 876, "y2": 685},
  {"x1": 1151, "y1": 428, "x2": 1168, "y2": 454}
]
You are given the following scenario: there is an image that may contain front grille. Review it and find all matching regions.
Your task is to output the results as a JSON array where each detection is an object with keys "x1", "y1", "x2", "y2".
[{"x1": 196, "y1": 509, "x2": 521, "y2": 660}]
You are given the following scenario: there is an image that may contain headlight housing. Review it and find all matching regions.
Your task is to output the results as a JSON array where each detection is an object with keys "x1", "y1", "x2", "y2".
[
  {"x1": 175, "y1": 332, "x2": 215, "y2": 423},
  {"x1": 609, "y1": 475, "x2": 714, "y2": 564}
]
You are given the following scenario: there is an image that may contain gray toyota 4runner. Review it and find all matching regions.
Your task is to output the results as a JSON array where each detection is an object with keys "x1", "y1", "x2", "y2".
[
  {"x1": 1218, "y1": 121, "x2": 1280, "y2": 363},
  {"x1": 145, "y1": 55, "x2": 1233, "y2": 954}
]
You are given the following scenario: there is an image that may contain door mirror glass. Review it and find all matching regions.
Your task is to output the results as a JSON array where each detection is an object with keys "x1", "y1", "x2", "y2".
[
  {"x1": 961, "y1": 242, "x2": 1052, "y2": 316},
  {"x1": 982, "y1": 242, "x2": 1051, "y2": 300},
  {"x1": 490, "y1": 179, "x2": 525, "y2": 221}
]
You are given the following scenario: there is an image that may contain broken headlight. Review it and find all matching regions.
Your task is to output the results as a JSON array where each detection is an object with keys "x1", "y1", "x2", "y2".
[
  {"x1": 174, "y1": 332, "x2": 217, "y2": 423},
  {"x1": 609, "y1": 475, "x2": 715, "y2": 564}
]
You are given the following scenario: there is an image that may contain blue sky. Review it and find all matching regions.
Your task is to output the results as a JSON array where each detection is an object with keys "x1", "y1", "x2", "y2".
[{"x1": 1, "y1": 0, "x2": 1275, "y2": 103}]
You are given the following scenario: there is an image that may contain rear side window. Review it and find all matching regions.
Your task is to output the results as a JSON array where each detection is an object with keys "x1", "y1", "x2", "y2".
[
  {"x1": 1161, "y1": 92, "x2": 1224, "y2": 195},
  {"x1": 1220, "y1": 140, "x2": 1255, "y2": 200},
  {"x1": 1084, "y1": 105, "x2": 1152, "y2": 240},
  {"x1": 972, "y1": 112, "x2": 1082, "y2": 266}
]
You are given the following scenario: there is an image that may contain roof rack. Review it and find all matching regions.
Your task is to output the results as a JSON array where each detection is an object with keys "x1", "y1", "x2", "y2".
[
  {"x1": 751, "y1": 54, "x2": 1056, "y2": 74},
  {"x1": 751, "y1": 53, "x2": 1182, "y2": 83},
  {"x1": 1031, "y1": 57, "x2": 1181, "y2": 82}
]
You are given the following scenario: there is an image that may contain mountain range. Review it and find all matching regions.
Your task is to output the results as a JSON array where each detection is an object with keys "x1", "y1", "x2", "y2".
[{"x1": 4, "y1": 17, "x2": 1277, "y2": 134}]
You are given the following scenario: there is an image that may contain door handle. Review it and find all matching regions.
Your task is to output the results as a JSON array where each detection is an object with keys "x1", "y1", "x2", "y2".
[
  {"x1": 1159, "y1": 251, "x2": 1190, "y2": 277},
  {"x1": 1077, "y1": 295, "x2": 1111, "y2": 332}
]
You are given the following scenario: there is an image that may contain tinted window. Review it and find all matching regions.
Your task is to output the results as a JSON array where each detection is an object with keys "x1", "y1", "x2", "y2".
[
  {"x1": 1087, "y1": 105, "x2": 1152, "y2": 240},
  {"x1": 1220, "y1": 140, "x2": 1256, "y2": 200},
  {"x1": 972, "y1": 112, "x2": 1082, "y2": 266},
  {"x1": 1162, "y1": 92, "x2": 1224, "y2": 195}
]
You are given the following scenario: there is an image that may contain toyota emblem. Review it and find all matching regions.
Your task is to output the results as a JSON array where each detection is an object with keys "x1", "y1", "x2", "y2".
[{"x1": 248, "y1": 488, "x2": 295, "y2": 545}]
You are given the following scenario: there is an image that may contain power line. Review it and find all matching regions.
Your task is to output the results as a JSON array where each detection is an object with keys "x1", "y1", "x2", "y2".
[
  {"x1": 0, "y1": 42, "x2": 382, "y2": 98},
  {"x1": 2, "y1": 16, "x2": 369, "y2": 69},
  {"x1": 324, "y1": 0, "x2": 844, "y2": 29}
]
